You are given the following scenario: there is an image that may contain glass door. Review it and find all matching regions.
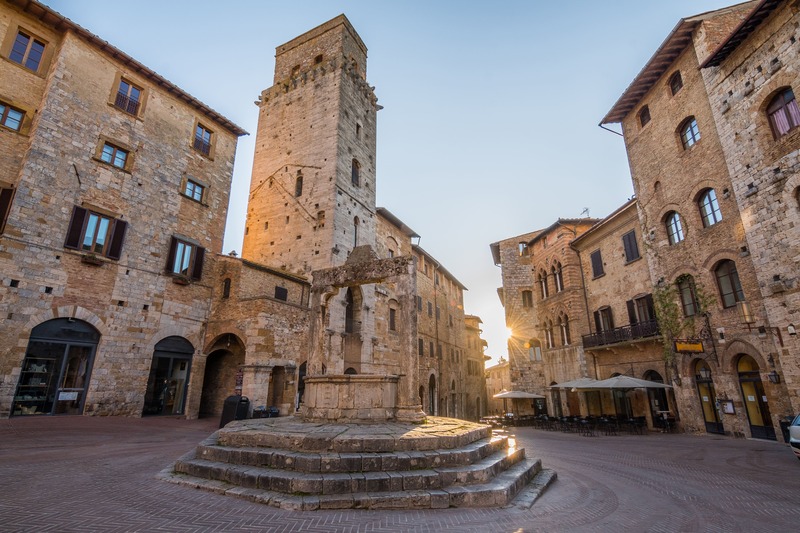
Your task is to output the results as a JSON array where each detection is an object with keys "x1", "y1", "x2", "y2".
[{"x1": 738, "y1": 355, "x2": 776, "y2": 440}]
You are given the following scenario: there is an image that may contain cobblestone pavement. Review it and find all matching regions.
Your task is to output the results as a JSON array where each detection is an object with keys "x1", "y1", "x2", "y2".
[{"x1": 1, "y1": 416, "x2": 798, "y2": 532}]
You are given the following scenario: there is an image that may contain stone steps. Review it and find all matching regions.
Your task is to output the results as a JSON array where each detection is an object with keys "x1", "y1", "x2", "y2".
[
  {"x1": 194, "y1": 434, "x2": 508, "y2": 473},
  {"x1": 160, "y1": 457, "x2": 544, "y2": 510},
  {"x1": 173, "y1": 445, "x2": 526, "y2": 495}
]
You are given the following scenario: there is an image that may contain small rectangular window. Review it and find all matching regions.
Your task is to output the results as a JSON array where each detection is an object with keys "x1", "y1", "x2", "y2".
[
  {"x1": 418, "y1": 338, "x2": 424, "y2": 356},
  {"x1": 184, "y1": 179, "x2": 204, "y2": 202},
  {"x1": 9, "y1": 30, "x2": 45, "y2": 72},
  {"x1": 416, "y1": 296, "x2": 422, "y2": 311},
  {"x1": 590, "y1": 250, "x2": 604, "y2": 278},
  {"x1": 275, "y1": 286, "x2": 288, "y2": 301},
  {"x1": 429, "y1": 341, "x2": 434, "y2": 357},
  {"x1": 521, "y1": 290, "x2": 533, "y2": 308},
  {"x1": 100, "y1": 142, "x2": 128, "y2": 169},
  {"x1": 622, "y1": 230, "x2": 640, "y2": 262},
  {"x1": 389, "y1": 308, "x2": 396, "y2": 331},
  {"x1": 193, "y1": 124, "x2": 212, "y2": 156},
  {"x1": 427, "y1": 302, "x2": 433, "y2": 317},
  {"x1": 114, "y1": 79, "x2": 142, "y2": 115},
  {"x1": 0, "y1": 102, "x2": 24, "y2": 131}
]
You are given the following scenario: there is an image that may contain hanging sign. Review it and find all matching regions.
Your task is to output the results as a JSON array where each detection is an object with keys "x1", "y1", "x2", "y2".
[{"x1": 674, "y1": 339, "x2": 704, "y2": 353}]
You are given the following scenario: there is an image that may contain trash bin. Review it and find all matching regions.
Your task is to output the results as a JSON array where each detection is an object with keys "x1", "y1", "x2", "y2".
[
  {"x1": 219, "y1": 395, "x2": 249, "y2": 428},
  {"x1": 779, "y1": 415, "x2": 793, "y2": 443}
]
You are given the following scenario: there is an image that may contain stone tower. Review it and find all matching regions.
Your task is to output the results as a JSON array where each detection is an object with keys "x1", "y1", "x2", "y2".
[{"x1": 242, "y1": 14, "x2": 378, "y2": 275}]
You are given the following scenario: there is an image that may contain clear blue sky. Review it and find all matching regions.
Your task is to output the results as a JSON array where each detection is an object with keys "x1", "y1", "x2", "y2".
[{"x1": 43, "y1": 0, "x2": 742, "y2": 365}]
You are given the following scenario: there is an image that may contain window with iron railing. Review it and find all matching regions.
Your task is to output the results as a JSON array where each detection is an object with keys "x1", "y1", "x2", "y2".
[
  {"x1": 114, "y1": 79, "x2": 141, "y2": 115},
  {"x1": 193, "y1": 124, "x2": 212, "y2": 156}
]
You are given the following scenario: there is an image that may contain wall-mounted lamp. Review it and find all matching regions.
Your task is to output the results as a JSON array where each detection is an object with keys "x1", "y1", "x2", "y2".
[
  {"x1": 767, "y1": 370, "x2": 781, "y2": 384},
  {"x1": 698, "y1": 367, "x2": 712, "y2": 380},
  {"x1": 737, "y1": 301, "x2": 754, "y2": 324}
]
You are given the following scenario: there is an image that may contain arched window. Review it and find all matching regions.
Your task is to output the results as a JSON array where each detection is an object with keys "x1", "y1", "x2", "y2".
[
  {"x1": 351, "y1": 159, "x2": 360, "y2": 186},
  {"x1": 553, "y1": 262, "x2": 564, "y2": 292},
  {"x1": 677, "y1": 274, "x2": 698, "y2": 317},
  {"x1": 715, "y1": 260, "x2": 745, "y2": 308},
  {"x1": 538, "y1": 270, "x2": 549, "y2": 299},
  {"x1": 669, "y1": 71, "x2": 683, "y2": 95},
  {"x1": 767, "y1": 88, "x2": 800, "y2": 138},
  {"x1": 665, "y1": 211, "x2": 685, "y2": 244},
  {"x1": 353, "y1": 216, "x2": 359, "y2": 247},
  {"x1": 679, "y1": 117, "x2": 700, "y2": 149},
  {"x1": 521, "y1": 290, "x2": 533, "y2": 308},
  {"x1": 527, "y1": 339, "x2": 542, "y2": 361},
  {"x1": 559, "y1": 314, "x2": 571, "y2": 346},
  {"x1": 294, "y1": 173, "x2": 303, "y2": 197},
  {"x1": 698, "y1": 189, "x2": 722, "y2": 227},
  {"x1": 639, "y1": 105, "x2": 651, "y2": 127},
  {"x1": 345, "y1": 288, "x2": 355, "y2": 333},
  {"x1": 544, "y1": 320, "x2": 554, "y2": 349}
]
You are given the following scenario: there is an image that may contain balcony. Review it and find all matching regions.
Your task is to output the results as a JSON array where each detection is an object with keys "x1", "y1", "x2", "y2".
[
  {"x1": 582, "y1": 319, "x2": 660, "y2": 349},
  {"x1": 114, "y1": 92, "x2": 140, "y2": 115}
]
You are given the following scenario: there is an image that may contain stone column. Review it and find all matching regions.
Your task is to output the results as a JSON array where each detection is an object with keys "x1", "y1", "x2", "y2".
[{"x1": 395, "y1": 258, "x2": 425, "y2": 422}]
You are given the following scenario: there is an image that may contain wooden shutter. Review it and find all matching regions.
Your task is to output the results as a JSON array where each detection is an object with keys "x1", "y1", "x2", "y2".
[
  {"x1": 626, "y1": 300, "x2": 637, "y2": 324},
  {"x1": 0, "y1": 187, "x2": 15, "y2": 233},
  {"x1": 64, "y1": 206, "x2": 88, "y2": 250},
  {"x1": 644, "y1": 294, "x2": 655, "y2": 321},
  {"x1": 105, "y1": 220, "x2": 127, "y2": 260},
  {"x1": 593, "y1": 310, "x2": 601, "y2": 332},
  {"x1": 165, "y1": 236, "x2": 178, "y2": 273},
  {"x1": 590, "y1": 250, "x2": 603, "y2": 277},
  {"x1": 191, "y1": 246, "x2": 205, "y2": 280}
]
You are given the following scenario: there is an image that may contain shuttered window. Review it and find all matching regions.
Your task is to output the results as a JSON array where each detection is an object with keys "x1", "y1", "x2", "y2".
[
  {"x1": 63, "y1": 206, "x2": 127, "y2": 260},
  {"x1": 590, "y1": 250, "x2": 604, "y2": 278},
  {"x1": 166, "y1": 236, "x2": 205, "y2": 280},
  {"x1": 622, "y1": 230, "x2": 640, "y2": 262}
]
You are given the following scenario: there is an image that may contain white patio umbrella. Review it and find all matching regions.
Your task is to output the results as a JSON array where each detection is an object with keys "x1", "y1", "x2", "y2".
[
  {"x1": 590, "y1": 375, "x2": 673, "y2": 390},
  {"x1": 548, "y1": 377, "x2": 599, "y2": 390}
]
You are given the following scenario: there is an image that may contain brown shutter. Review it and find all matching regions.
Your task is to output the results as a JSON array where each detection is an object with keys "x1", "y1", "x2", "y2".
[
  {"x1": 644, "y1": 294, "x2": 655, "y2": 321},
  {"x1": 106, "y1": 219, "x2": 127, "y2": 260},
  {"x1": 627, "y1": 300, "x2": 637, "y2": 324},
  {"x1": 593, "y1": 310, "x2": 601, "y2": 332},
  {"x1": 165, "y1": 236, "x2": 178, "y2": 273},
  {"x1": 0, "y1": 187, "x2": 15, "y2": 233},
  {"x1": 191, "y1": 246, "x2": 205, "y2": 280},
  {"x1": 64, "y1": 206, "x2": 87, "y2": 250}
]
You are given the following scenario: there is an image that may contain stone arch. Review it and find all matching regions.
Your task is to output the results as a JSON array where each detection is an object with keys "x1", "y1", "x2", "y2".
[
  {"x1": 21, "y1": 306, "x2": 108, "y2": 348},
  {"x1": 721, "y1": 339, "x2": 767, "y2": 374},
  {"x1": 199, "y1": 332, "x2": 247, "y2": 418}
]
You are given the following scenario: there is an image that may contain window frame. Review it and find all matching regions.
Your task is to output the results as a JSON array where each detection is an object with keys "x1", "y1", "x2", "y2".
[
  {"x1": 7, "y1": 29, "x2": 46, "y2": 73},
  {"x1": 590, "y1": 249, "x2": 604, "y2": 278},
  {"x1": 521, "y1": 289, "x2": 533, "y2": 308},
  {"x1": 351, "y1": 159, "x2": 361, "y2": 186},
  {"x1": 166, "y1": 236, "x2": 205, "y2": 281},
  {"x1": 0, "y1": 101, "x2": 25, "y2": 132},
  {"x1": 669, "y1": 71, "x2": 683, "y2": 96},
  {"x1": 63, "y1": 206, "x2": 127, "y2": 260},
  {"x1": 622, "y1": 230, "x2": 640, "y2": 262},
  {"x1": 0, "y1": 186, "x2": 16, "y2": 234},
  {"x1": 192, "y1": 122, "x2": 214, "y2": 158},
  {"x1": 183, "y1": 178, "x2": 206, "y2": 203},
  {"x1": 698, "y1": 189, "x2": 722, "y2": 228},
  {"x1": 638, "y1": 105, "x2": 651, "y2": 127},
  {"x1": 766, "y1": 87, "x2": 800, "y2": 139},
  {"x1": 714, "y1": 260, "x2": 745, "y2": 309},
  {"x1": 665, "y1": 211, "x2": 685, "y2": 245},
  {"x1": 677, "y1": 275, "x2": 698, "y2": 317},
  {"x1": 94, "y1": 138, "x2": 133, "y2": 172},
  {"x1": 113, "y1": 78, "x2": 143, "y2": 116},
  {"x1": 679, "y1": 117, "x2": 701, "y2": 149}
]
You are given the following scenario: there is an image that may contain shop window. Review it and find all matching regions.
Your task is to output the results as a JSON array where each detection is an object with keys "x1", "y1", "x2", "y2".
[
  {"x1": 12, "y1": 318, "x2": 99, "y2": 416},
  {"x1": 0, "y1": 101, "x2": 24, "y2": 131},
  {"x1": 193, "y1": 123, "x2": 213, "y2": 156},
  {"x1": 166, "y1": 236, "x2": 205, "y2": 280},
  {"x1": 63, "y1": 206, "x2": 127, "y2": 260},
  {"x1": 622, "y1": 230, "x2": 640, "y2": 262},
  {"x1": 669, "y1": 71, "x2": 683, "y2": 95},
  {"x1": 114, "y1": 78, "x2": 142, "y2": 115},
  {"x1": 679, "y1": 117, "x2": 700, "y2": 149},
  {"x1": 665, "y1": 211, "x2": 685, "y2": 244},
  {"x1": 590, "y1": 249, "x2": 604, "y2": 278},
  {"x1": 9, "y1": 29, "x2": 45, "y2": 72},
  {"x1": 766, "y1": 88, "x2": 799, "y2": 138},
  {"x1": 698, "y1": 189, "x2": 722, "y2": 227},
  {"x1": 715, "y1": 260, "x2": 744, "y2": 308}
]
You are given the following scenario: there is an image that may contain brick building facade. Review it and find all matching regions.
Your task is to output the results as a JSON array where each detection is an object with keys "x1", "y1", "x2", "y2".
[{"x1": 0, "y1": 3, "x2": 487, "y2": 421}]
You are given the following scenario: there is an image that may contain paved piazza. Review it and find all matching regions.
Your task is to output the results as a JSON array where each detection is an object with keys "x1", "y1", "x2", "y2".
[{"x1": 1, "y1": 416, "x2": 797, "y2": 532}]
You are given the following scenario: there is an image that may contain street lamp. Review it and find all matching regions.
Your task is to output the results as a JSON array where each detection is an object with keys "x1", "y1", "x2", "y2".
[
  {"x1": 767, "y1": 370, "x2": 781, "y2": 384},
  {"x1": 697, "y1": 366, "x2": 711, "y2": 381}
]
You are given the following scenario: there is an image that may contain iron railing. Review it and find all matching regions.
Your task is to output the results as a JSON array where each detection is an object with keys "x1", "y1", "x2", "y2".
[
  {"x1": 193, "y1": 136, "x2": 211, "y2": 156},
  {"x1": 582, "y1": 318, "x2": 660, "y2": 348},
  {"x1": 114, "y1": 92, "x2": 140, "y2": 115}
]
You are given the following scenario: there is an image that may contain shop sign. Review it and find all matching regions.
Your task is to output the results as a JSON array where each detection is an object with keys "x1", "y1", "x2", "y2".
[{"x1": 674, "y1": 339, "x2": 704, "y2": 353}]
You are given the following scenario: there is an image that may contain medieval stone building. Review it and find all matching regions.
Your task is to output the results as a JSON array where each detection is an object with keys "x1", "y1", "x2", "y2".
[{"x1": 0, "y1": 2, "x2": 487, "y2": 420}]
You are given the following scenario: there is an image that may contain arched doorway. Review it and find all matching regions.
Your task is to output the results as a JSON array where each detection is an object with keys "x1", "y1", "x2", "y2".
[
  {"x1": 644, "y1": 370, "x2": 669, "y2": 429},
  {"x1": 419, "y1": 385, "x2": 425, "y2": 412},
  {"x1": 199, "y1": 344, "x2": 244, "y2": 418},
  {"x1": 13, "y1": 318, "x2": 100, "y2": 416},
  {"x1": 270, "y1": 366, "x2": 286, "y2": 411},
  {"x1": 143, "y1": 336, "x2": 193, "y2": 416},
  {"x1": 694, "y1": 360, "x2": 723, "y2": 434},
  {"x1": 428, "y1": 374, "x2": 436, "y2": 416},
  {"x1": 737, "y1": 354, "x2": 776, "y2": 440}
]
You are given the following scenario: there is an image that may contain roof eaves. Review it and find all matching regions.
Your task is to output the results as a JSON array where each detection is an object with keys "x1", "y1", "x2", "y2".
[{"x1": 701, "y1": 0, "x2": 781, "y2": 68}]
